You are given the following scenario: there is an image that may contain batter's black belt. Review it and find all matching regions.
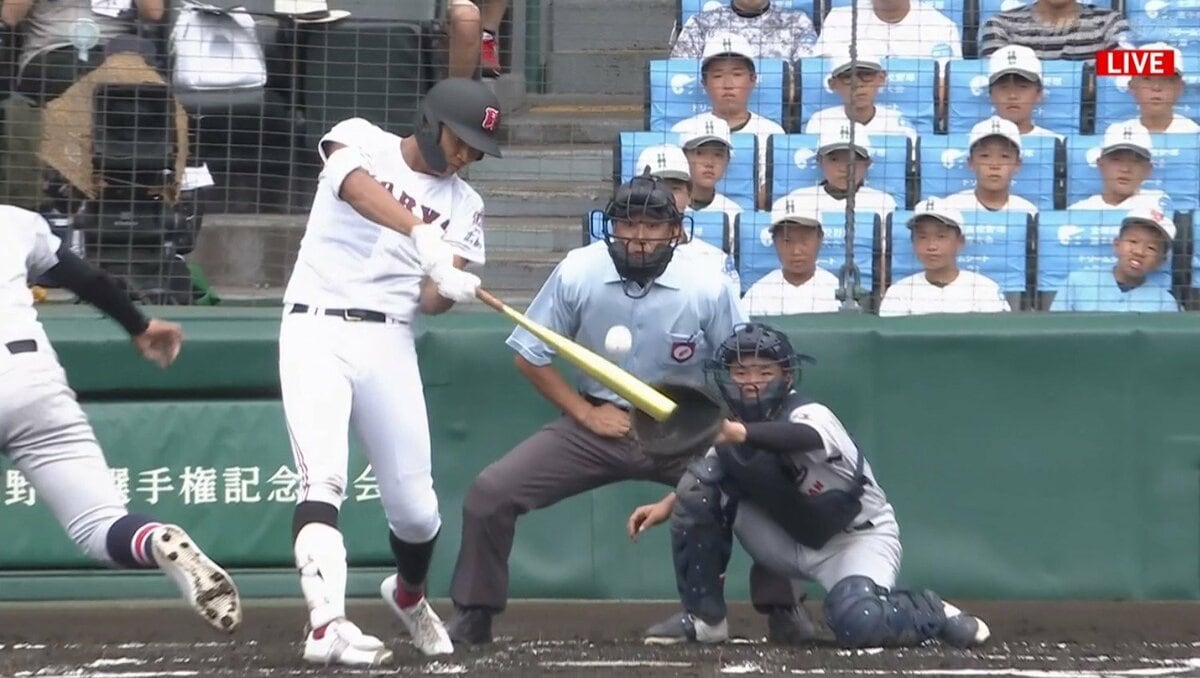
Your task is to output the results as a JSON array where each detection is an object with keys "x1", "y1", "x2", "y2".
[
  {"x1": 288, "y1": 303, "x2": 405, "y2": 324},
  {"x1": 5, "y1": 340, "x2": 37, "y2": 355}
]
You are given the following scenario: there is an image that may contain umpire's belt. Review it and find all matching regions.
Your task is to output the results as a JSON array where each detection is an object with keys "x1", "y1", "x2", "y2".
[
  {"x1": 288, "y1": 303, "x2": 407, "y2": 325},
  {"x1": 583, "y1": 394, "x2": 631, "y2": 412},
  {"x1": 5, "y1": 340, "x2": 37, "y2": 355}
]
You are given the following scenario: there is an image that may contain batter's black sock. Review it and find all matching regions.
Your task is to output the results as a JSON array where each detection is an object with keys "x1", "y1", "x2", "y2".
[
  {"x1": 106, "y1": 514, "x2": 163, "y2": 569},
  {"x1": 292, "y1": 501, "x2": 339, "y2": 542},
  {"x1": 389, "y1": 529, "x2": 439, "y2": 606}
]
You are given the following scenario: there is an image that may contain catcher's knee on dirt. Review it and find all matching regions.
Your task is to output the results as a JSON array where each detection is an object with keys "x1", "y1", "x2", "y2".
[
  {"x1": 823, "y1": 575, "x2": 947, "y2": 648},
  {"x1": 671, "y1": 457, "x2": 732, "y2": 624}
]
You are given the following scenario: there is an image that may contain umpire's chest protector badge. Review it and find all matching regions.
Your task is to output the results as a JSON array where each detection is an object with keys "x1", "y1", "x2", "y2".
[{"x1": 671, "y1": 341, "x2": 696, "y2": 363}]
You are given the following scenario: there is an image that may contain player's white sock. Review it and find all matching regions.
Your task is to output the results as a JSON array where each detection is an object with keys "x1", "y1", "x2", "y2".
[{"x1": 295, "y1": 523, "x2": 349, "y2": 629}]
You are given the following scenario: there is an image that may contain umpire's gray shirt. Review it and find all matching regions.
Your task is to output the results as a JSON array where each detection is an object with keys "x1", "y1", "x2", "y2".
[{"x1": 506, "y1": 242, "x2": 747, "y2": 407}]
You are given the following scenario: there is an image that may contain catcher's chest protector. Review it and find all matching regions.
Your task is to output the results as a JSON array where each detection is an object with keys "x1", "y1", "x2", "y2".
[{"x1": 715, "y1": 394, "x2": 867, "y2": 550}]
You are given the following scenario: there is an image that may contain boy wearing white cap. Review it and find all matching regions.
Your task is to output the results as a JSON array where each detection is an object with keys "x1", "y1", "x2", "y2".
[
  {"x1": 672, "y1": 114, "x2": 744, "y2": 223},
  {"x1": 1050, "y1": 206, "x2": 1180, "y2": 312},
  {"x1": 941, "y1": 117, "x2": 1038, "y2": 215},
  {"x1": 674, "y1": 33, "x2": 785, "y2": 186},
  {"x1": 634, "y1": 144, "x2": 742, "y2": 292},
  {"x1": 878, "y1": 198, "x2": 1011, "y2": 317},
  {"x1": 742, "y1": 197, "x2": 842, "y2": 315},
  {"x1": 987, "y1": 46, "x2": 1062, "y2": 139},
  {"x1": 1068, "y1": 124, "x2": 1170, "y2": 210},
  {"x1": 1115, "y1": 43, "x2": 1200, "y2": 134},
  {"x1": 778, "y1": 123, "x2": 897, "y2": 221},
  {"x1": 804, "y1": 45, "x2": 917, "y2": 143}
]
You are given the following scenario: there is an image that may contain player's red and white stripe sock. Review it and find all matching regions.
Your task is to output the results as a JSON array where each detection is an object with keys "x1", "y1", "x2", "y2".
[
  {"x1": 131, "y1": 521, "x2": 163, "y2": 567},
  {"x1": 394, "y1": 579, "x2": 425, "y2": 609},
  {"x1": 104, "y1": 514, "x2": 163, "y2": 569}
]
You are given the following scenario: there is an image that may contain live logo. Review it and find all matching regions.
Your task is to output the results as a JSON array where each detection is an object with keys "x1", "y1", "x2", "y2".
[{"x1": 1095, "y1": 49, "x2": 1179, "y2": 77}]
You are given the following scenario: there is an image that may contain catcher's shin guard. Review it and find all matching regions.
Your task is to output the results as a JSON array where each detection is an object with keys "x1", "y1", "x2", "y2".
[
  {"x1": 823, "y1": 575, "x2": 948, "y2": 648},
  {"x1": 670, "y1": 464, "x2": 732, "y2": 624}
]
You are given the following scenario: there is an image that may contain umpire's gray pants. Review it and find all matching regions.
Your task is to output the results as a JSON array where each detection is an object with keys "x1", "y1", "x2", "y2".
[
  {"x1": 0, "y1": 345, "x2": 129, "y2": 565},
  {"x1": 449, "y1": 414, "x2": 796, "y2": 612}
]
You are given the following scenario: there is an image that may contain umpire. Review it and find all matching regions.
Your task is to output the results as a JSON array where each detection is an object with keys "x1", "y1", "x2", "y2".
[{"x1": 444, "y1": 172, "x2": 810, "y2": 645}]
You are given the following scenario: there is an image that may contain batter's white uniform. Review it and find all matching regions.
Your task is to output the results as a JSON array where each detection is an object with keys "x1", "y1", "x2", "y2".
[{"x1": 280, "y1": 117, "x2": 485, "y2": 541}]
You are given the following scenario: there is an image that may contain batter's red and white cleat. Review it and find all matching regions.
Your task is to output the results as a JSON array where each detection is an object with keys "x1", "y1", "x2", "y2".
[
  {"x1": 381, "y1": 574, "x2": 454, "y2": 656},
  {"x1": 150, "y1": 524, "x2": 242, "y2": 634},
  {"x1": 303, "y1": 618, "x2": 393, "y2": 667}
]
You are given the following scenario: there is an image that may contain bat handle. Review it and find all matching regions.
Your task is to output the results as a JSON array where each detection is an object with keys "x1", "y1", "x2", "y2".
[{"x1": 475, "y1": 287, "x2": 507, "y2": 312}]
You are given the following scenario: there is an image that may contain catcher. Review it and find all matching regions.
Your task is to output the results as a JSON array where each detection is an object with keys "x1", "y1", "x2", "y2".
[
  {"x1": 628, "y1": 321, "x2": 992, "y2": 648},
  {"x1": 444, "y1": 171, "x2": 809, "y2": 645}
]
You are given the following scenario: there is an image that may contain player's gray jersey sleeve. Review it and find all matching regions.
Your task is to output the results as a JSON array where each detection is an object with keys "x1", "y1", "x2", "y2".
[
  {"x1": 787, "y1": 403, "x2": 855, "y2": 462},
  {"x1": 505, "y1": 260, "x2": 580, "y2": 367},
  {"x1": 23, "y1": 210, "x2": 63, "y2": 278}
]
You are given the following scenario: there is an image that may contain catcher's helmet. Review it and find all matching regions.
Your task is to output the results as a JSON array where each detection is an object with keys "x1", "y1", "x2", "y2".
[
  {"x1": 415, "y1": 78, "x2": 503, "y2": 174},
  {"x1": 707, "y1": 322, "x2": 812, "y2": 422},
  {"x1": 596, "y1": 171, "x2": 685, "y2": 298}
]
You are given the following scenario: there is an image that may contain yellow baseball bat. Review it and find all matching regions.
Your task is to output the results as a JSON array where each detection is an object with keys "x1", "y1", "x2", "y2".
[{"x1": 475, "y1": 288, "x2": 678, "y2": 422}]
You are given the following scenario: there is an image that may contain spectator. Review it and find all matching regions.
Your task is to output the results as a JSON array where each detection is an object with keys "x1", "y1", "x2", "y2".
[
  {"x1": 742, "y1": 197, "x2": 842, "y2": 315},
  {"x1": 878, "y1": 198, "x2": 1011, "y2": 317},
  {"x1": 987, "y1": 45, "x2": 1062, "y2": 139},
  {"x1": 814, "y1": 0, "x2": 962, "y2": 61},
  {"x1": 633, "y1": 143, "x2": 742, "y2": 293},
  {"x1": 670, "y1": 0, "x2": 817, "y2": 63},
  {"x1": 3, "y1": 0, "x2": 164, "y2": 104},
  {"x1": 1051, "y1": 206, "x2": 1180, "y2": 312},
  {"x1": 941, "y1": 117, "x2": 1038, "y2": 215},
  {"x1": 1068, "y1": 123, "x2": 1170, "y2": 210},
  {"x1": 674, "y1": 33, "x2": 785, "y2": 183},
  {"x1": 1113, "y1": 44, "x2": 1199, "y2": 134},
  {"x1": 804, "y1": 44, "x2": 917, "y2": 143},
  {"x1": 673, "y1": 113, "x2": 744, "y2": 223},
  {"x1": 979, "y1": 0, "x2": 1131, "y2": 61},
  {"x1": 446, "y1": 0, "x2": 508, "y2": 78},
  {"x1": 778, "y1": 123, "x2": 897, "y2": 221}
]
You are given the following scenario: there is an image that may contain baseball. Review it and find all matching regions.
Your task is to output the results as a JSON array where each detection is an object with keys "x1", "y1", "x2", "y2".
[{"x1": 605, "y1": 324, "x2": 633, "y2": 356}]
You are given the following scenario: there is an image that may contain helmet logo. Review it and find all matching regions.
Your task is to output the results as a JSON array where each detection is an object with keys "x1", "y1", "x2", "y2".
[{"x1": 482, "y1": 106, "x2": 500, "y2": 132}]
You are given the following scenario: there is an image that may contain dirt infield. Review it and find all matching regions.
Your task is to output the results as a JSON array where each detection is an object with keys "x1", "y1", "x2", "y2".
[{"x1": 1, "y1": 599, "x2": 1197, "y2": 677}]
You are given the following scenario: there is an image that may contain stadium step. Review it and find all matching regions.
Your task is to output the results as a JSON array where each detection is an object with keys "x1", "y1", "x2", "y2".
[
  {"x1": 498, "y1": 95, "x2": 643, "y2": 146},
  {"x1": 547, "y1": 48, "x2": 672, "y2": 97},
  {"x1": 474, "y1": 179, "x2": 613, "y2": 219},
  {"x1": 474, "y1": 249, "x2": 563, "y2": 299},
  {"x1": 549, "y1": 0, "x2": 676, "y2": 52},
  {"x1": 466, "y1": 145, "x2": 614, "y2": 183}
]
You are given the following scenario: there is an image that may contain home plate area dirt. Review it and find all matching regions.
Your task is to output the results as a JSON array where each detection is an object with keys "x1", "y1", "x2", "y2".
[{"x1": 0, "y1": 600, "x2": 1197, "y2": 677}]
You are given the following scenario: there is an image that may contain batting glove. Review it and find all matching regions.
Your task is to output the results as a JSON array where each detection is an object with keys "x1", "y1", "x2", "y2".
[
  {"x1": 410, "y1": 222, "x2": 456, "y2": 274},
  {"x1": 429, "y1": 261, "x2": 481, "y2": 303}
]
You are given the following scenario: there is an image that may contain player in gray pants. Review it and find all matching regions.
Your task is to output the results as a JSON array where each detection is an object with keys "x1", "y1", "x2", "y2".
[
  {"x1": 630, "y1": 322, "x2": 991, "y2": 648},
  {"x1": 0, "y1": 205, "x2": 241, "y2": 634}
]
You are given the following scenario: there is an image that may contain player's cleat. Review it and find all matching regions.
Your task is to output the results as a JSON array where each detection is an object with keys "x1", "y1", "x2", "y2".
[
  {"x1": 150, "y1": 524, "x2": 242, "y2": 634},
  {"x1": 303, "y1": 618, "x2": 393, "y2": 667},
  {"x1": 481, "y1": 31, "x2": 502, "y2": 77},
  {"x1": 644, "y1": 611, "x2": 729, "y2": 645},
  {"x1": 765, "y1": 604, "x2": 819, "y2": 644},
  {"x1": 446, "y1": 605, "x2": 494, "y2": 645},
  {"x1": 940, "y1": 601, "x2": 991, "y2": 648},
  {"x1": 381, "y1": 574, "x2": 454, "y2": 656}
]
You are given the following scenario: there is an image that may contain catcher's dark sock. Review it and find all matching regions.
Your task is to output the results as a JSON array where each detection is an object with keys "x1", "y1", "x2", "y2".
[
  {"x1": 106, "y1": 514, "x2": 163, "y2": 568},
  {"x1": 390, "y1": 529, "x2": 439, "y2": 607}
]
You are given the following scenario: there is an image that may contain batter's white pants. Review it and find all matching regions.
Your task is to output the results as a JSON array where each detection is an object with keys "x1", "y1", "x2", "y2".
[
  {"x1": 278, "y1": 312, "x2": 441, "y2": 542},
  {"x1": 0, "y1": 347, "x2": 129, "y2": 565},
  {"x1": 733, "y1": 503, "x2": 903, "y2": 591}
]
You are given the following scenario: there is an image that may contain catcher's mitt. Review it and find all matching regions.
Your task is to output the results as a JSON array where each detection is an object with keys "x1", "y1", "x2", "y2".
[{"x1": 632, "y1": 382, "x2": 726, "y2": 460}]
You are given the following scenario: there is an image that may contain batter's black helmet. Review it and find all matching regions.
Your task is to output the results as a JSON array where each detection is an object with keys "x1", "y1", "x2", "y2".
[{"x1": 415, "y1": 78, "x2": 503, "y2": 174}]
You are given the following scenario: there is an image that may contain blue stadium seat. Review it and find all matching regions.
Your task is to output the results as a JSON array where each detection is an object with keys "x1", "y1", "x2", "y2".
[
  {"x1": 1094, "y1": 53, "x2": 1200, "y2": 132},
  {"x1": 736, "y1": 210, "x2": 876, "y2": 294},
  {"x1": 647, "y1": 58, "x2": 791, "y2": 131},
  {"x1": 888, "y1": 209, "x2": 1031, "y2": 294},
  {"x1": 616, "y1": 131, "x2": 759, "y2": 211},
  {"x1": 678, "y1": 0, "x2": 813, "y2": 28},
  {"x1": 797, "y1": 56, "x2": 938, "y2": 133},
  {"x1": 917, "y1": 133, "x2": 1060, "y2": 211},
  {"x1": 583, "y1": 209, "x2": 731, "y2": 253},
  {"x1": 1035, "y1": 209, "x2": 1172, "y2": 302},
  {"x1": 767, "y1": 133, "x2": 911, "y2": 205},
  {"x1": 944, "y1": 58, "x2": 1085, "y2": 134},
  {"x1": 977, "y1": 0, "x2": 1114, "y2": 36},
  {"x1": 1126, "y1": 0, "x2": 1200, "y2": 49},
  {"x1": 1064, "y1": 133, "x2": 1200, "y2": 210},
  {"x1": 829, "y1": 0, "x2": 965, "y2": 34}
]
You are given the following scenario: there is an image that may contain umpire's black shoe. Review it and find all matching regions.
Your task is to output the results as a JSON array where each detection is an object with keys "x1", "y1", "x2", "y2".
[
  {"x1": 644, "y1": 611, "x2": 729, "y2": 645},
  {"x1": 446, "y1": 605, "x2": 493, "y2": 645},
  {"x1": 765, "y1": 604, "x2": 819, "y2": 644}
]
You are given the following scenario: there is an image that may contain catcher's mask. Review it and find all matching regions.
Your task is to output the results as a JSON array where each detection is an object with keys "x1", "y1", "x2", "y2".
[
  {"x1": 594, "y1": 171, "x2": 686, "y2": 298},
  {"x1": 707, "y1": 322, "x2": 813, "y2": 422}
]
